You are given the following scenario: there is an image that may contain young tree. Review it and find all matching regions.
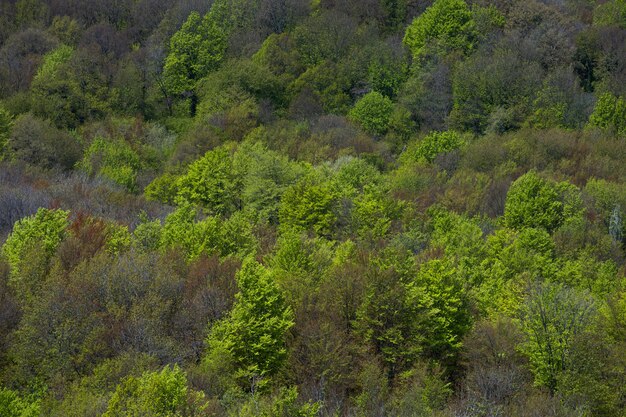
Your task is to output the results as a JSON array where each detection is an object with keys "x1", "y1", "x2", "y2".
[
  {"x1": 163, "y1": 11, "x2": 227, "y2": 115},
  {"x1": 205, "y1": 260, "x2": 294, "y2": 389},
  {"x1": 349, "y1": 91, "x2": 394, "y2": 137},
  {"x1": 403, "y1": 0, "x2": 476, "y2": 60},
  {"x1": 520, "y1": 282, "x2": 596, "y2": 394}
]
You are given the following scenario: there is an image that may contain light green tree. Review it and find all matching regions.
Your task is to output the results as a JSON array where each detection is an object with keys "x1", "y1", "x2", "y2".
[
  {"x1": 588, "y1": 92, "x2": 626, "y2": 137},
  {"x1": 520, "y1": 283, "x2": 596, "y2": 394},
  {"x1": 2, "y1": 208, "x2": 69, "y2": 285},
  {"x1": 163, "y1": 11, "x2": 227, "y2": 115},
  {"x1": 104, "y1": 365, "x2": 207, "y2": 417},
  {"x1": 503, "y1": 171, "x2": 563, "y2": 232},
  {"x1": 176, "y1": 144, "x2": 240, "y2": 215},
  {"x1": 349, "y1": 91, "x2": 394, "y2": 136},
  {"x1": 403, "y1": 0, "x2": 476, "y2": 59},
  {"x1": 0, "y1": 387, "x2": 40, "y2": 417},
  {"x1": 205, "y1": 260, "x2": 294, "y2": 388}
]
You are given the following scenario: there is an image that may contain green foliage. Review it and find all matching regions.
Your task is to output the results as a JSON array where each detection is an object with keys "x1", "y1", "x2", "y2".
[
  {"x1": 403, "y1": 0, "x2": 476, "y2": 59},
  {"x1": 236, "y1": 386, "x2": 320, "y2": 417},
  {"x1": 401, "y1": 131, "x2": 465, "y2": 163},
  {"x1": 233, "y1": 141, "x2": 305, "y2": 224},
  {"x1": 0, "y1": 105, "x2": 13, "y2": 159},
  {"x1": 163, "y1": 11, "x2": 226, "y2": 97},
  {"x1": 176, "y1": 144, "x2": 240, "y2": 215},
  {"x1": 79, "y1": 137, "x2": 141, "y2": 191},
  {"x1": 104, "y1": 365, "x2": 207, "y2": 417},
  {"x1": 503, "y1": 171, "x2": 564, "y2": 232},
  {"x1": 159, "y1": 204, "x2": 219, "y2": 260},
  {"x1": 520, "y1": 282, "x2": 596, "y2": 394},
  {"x1": 593, "y1": 0, "x2": 626, "y2": 28},
  {"x1": 30, "y1": 45, "x2": 88, "y2": 130},
  {"x1": 1, "y1": 207, "x2": 69, "y2": 282},
  {"x1": 349, "y1": 91, "x2": 395, "y2": 136},
  {"x1": 0, "y1": 387, "x2": 40, "y2": 417},
  {"x1": 7, "y1": 113, "x2": 82, "y2": 170},
  {"x1": 278, "y1": 171, "x2": 339, "y2": 237},
  {"x1": 588, "y1": 92, "x2": 626, "y2": 137},
  {"x1": 205, "y1": 259, "x2": 294, "y2": 386}
]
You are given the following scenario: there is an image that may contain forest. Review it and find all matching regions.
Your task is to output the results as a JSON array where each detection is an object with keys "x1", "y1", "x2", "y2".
[{"x1": 1, "y1": 0, "x2": 626, "y2": 415}]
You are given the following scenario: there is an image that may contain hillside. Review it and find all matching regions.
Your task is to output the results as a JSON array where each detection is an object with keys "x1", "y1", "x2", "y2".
[{"x1": 1, "y1": 0, "x2": 626, "y2": 415}]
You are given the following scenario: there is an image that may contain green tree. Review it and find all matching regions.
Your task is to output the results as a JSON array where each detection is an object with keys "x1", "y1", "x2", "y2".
[
  {"x1": 520, "y1": 282, "x2": 596, "y2": 394},
  {"x1": 163, "y1": 11, "x2": 227, "y2": 115},
  {"x1": 0, "y1": 387, "x2": 40, "y2": 417},
  {"x1": 400, "y1": 131, "x2": 465, "y2": 163},
  {"x1": 278, "y1": 171, "x2": 339, "y2": 237},
  {"x1": 1, "y1": 207, "x2": 69, "y2": 285},
  {"x1": 503, "y1": 171, "x2": 564, "y2": 232},
  {"x1": 403, "y1": 0, "x2": 476, "y2": 59},
  {"x1": 205, "y1": 260, "x2": 294, "y2": 388},
  {"x1": 176, "y1": 144, "x2": 240, "y2": 216},
  {"x1": 593, "y1": 0, "x2": 626, "y2": 29},
  {"x1": 104, "y1": 365, "x2": 207, "y2": 417},
  {"x1": 349, "y1": 91, "x2": 394, "y2": 136},
  {"x1": 0, "y1": 105, "x2": 12, "y2": 159},
  {"x1": 588, "y1": 92, "x2": 626, "y2": 137},
  {"x1": 78, "y1": 137, "x2": 141, "y2": 192}
]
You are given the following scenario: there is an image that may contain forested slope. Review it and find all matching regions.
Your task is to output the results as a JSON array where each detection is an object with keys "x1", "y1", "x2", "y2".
[{"x1": 1, "y1": 0, "x2": 626, "y2": 415}]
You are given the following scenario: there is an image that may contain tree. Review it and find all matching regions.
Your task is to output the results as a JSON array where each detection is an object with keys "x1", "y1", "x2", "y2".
[
  {"x1": 278, "y1": 171, "x2": 339, "y2": 238},
  {"x1": 349, "y1": 91, "x2": 394, "y2": 136},
  {"x1": 104, "y1": 365, "x2": 207, "y2": 416},
  {"x1": 163, "y1": 11, "x2": 227, "y2": 115},
  {"x1": 588, "y1": 92, "x2": 626, "y2": 137},
  {"x1": 403, "y1": 0, "x2": 476, "y2": 60},
  {"x1": 503, "y1": 171, "x2": 564, "y2": 232},
  {"x1": 520, "y1": 282, "x2": 596, "y2": 394},
  {"x1": 78, "y1": 137, "x2": 141, "y2": 192},
  {"x1": 400, "y1": 130, "x2": 464, "y2": 163},
  {"x1": 205, "y1": 260, "x2": 294, "y2": 389},
  {"x1": 1, "y1": 208, "x2": 69, "y2": 285},
  {"x1": 0, "y1": 387, "x2": 40, "y2": 417},
  {"x1": 0, "y1": 105, "x2": 12, "y2": 159},
  {"x1": 176, "y1": 144, "x2": 240, "y2": 216}
]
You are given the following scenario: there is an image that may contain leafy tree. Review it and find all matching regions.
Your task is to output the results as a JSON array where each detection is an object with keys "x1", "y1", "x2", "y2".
[
  {"x1": 7, "y1": 113, "x2": 82, "y2": 170},
  {"x1": 520, "y1": 282, "x2": 596, "y2": 394},
  {"x1": 401, "y1": 131, "x2": 464, "y2": 163},
  {"x1": 104, "y1": 365, "x2": 207, "y2": 417},
  {"x1": 278, "y1": 171, "x2": 338, "y2": 237},
  {"x1": 1, "y1": 207, "x2": 68, "y2": 283},
  {"x1": 163, "y1": 11, "x2": 227, "y2": 115},
  {"x1": 176, "y1": 144, "x2": 240, "y2": 216},
  {"x1": 588, "y1": 92, "x2": 626, "y2": 137},
  {"x1": 79, "y1": 137, "x2": 141, "y2": 192},
  {"x1": 0, "y1": 387, "x2": 40, "y2": 417},
  {"x1": 403, "y1": 0, "x2": 476, "y2": 60},
  {"x1": 356, "y1": 264, "x2": 425, "y2": 380},
  {"x1": 349, "y1": 91, "x2": 394, "y2": 136},
  {"x1": 593, "y1": 0, "x2": 626, "y2": 29},
  {"x1": 503, "y1": 171, "x2": 564, "y2": 232},
  {"x1": 159, "y1": 204, "x2": 220, "y2": 260},
  {"x1": 205, "y1": 259, "x2": 294, "y2": 387}
]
